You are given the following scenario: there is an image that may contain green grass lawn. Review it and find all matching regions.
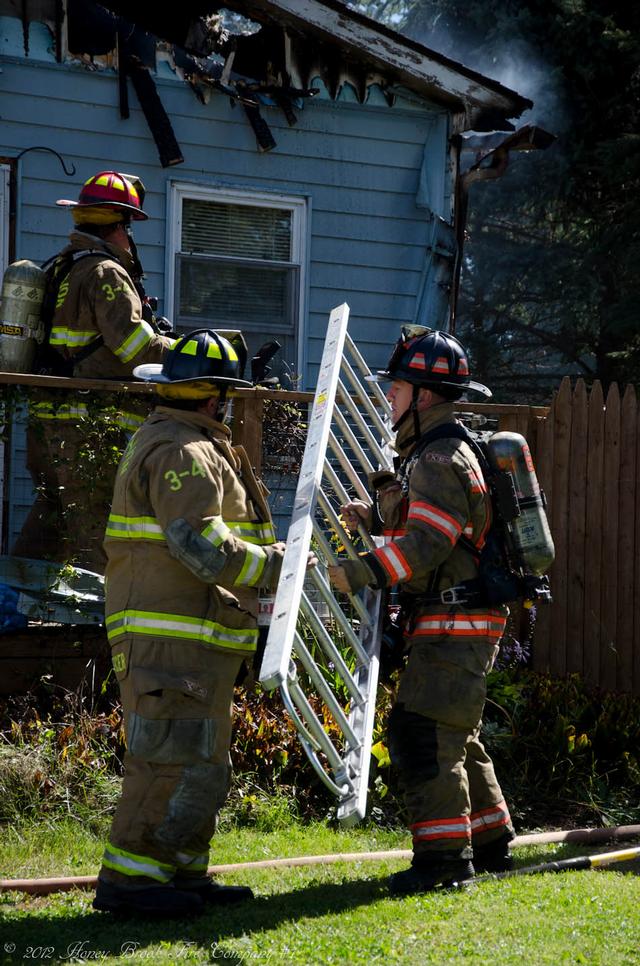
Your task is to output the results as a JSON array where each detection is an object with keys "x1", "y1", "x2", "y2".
[{"x1": 1, "y1": 820, "x2": 639, "y2": 965}]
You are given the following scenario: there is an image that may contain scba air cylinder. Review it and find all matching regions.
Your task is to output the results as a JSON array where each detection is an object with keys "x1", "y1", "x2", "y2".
[
  {"x1": 486, "y1": 431, "x2": 555, "y2": 576},
  {"x1": 0, "y1": 259, "x2": 46, "y2": 373}
]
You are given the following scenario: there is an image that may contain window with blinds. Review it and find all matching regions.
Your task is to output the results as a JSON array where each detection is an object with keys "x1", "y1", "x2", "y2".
[{"x1": 174, "y1": 194, "x2": 303, "y2": 386}]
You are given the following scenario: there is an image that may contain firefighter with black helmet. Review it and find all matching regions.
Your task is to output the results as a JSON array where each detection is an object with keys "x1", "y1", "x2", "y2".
[
  {"x1": 12, "y1": 170, "x2": 175, "y2": 571},
  {"x1": 93, "y1": 328, "x2": 314, "y2": 918},
  {"x1": 329, "y1": 325, "x2": 515, "y2": 895}
]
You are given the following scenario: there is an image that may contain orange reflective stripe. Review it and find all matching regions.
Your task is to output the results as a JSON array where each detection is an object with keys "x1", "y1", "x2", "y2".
[
  {"x1": 468, "y1": 464, "x2": 488, "y2": 495},
  {"x1": 408, "y1": 500, "x2": 462, "y2": 544},
  {"x1": 470, "y1": 800, "x2": 511, "y2": 833},
  {"x1": 476, "y1": 502, "x2": 492, "y2": 551},
  {"x1": 412, "y1": 612, "x2": 506, "y2": 639},
  {"x1": 462, "y1": 520, "x2": 487, "y2": 552},
  {"x1": 373, "y1": 543, "x2": 412, "y2": 583},
  {"x1": 411, "y1": 816, "x2": 471, "y2": 842},
  {"x1": 432, "y1": 356, "x2": 451, "y2": 374}
]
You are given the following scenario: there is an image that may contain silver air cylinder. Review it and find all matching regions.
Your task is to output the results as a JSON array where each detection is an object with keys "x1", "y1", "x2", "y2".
[
  {"x1": 486, "y1": 431, "x2": 555, "y2": 576},
  {"x1": 0, "y1": 260, "x2": 46, "y2": 372}
]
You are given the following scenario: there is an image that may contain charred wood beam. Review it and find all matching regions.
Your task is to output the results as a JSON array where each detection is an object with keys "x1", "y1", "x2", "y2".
[
  {"x1": 271, "y1": 89, "x2": 297, "y2": 127},
  {"x1": 54, "y1": 0, "x2": 63, "y2": 62},
  {"x1": 116, "y1": 28, "x2": 130, "y2": 119},
  {"x1": 241, "y1": 100, "x2": 276, "y2": 152},
  {"x1": 126, "y1": 56, "x2": 184, "y2": 167},
  {"x1": 21, "y1": 0, "x2": 28, "y2": 57}
]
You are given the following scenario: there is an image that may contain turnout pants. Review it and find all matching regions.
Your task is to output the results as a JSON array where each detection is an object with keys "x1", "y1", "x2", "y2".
[
  {"x1": 99, "y1": 637, "x2": 243, "y2": 888},
  {"x1": 388, "y1": 628, "x2": 514, "y2": 861},
  {"x1": 12, "y1": 418, "x2": 122, "y2": 573}
]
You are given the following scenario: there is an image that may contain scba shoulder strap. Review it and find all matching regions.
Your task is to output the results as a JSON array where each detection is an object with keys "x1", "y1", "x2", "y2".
[
  {"x1": 402, "y1": 421, "x2": 489, "y2": 477},
  {"x1": 37, "y1": 249, "x2": 108, "y2": 375},
  {"x1": 398, "y1": 421, "x2": 498, "y2": 608}
]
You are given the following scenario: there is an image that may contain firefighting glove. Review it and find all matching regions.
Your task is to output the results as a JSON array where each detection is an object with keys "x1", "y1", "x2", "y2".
[{"x1": 155, "y1": 316, "x2": 174, "y2": 335}]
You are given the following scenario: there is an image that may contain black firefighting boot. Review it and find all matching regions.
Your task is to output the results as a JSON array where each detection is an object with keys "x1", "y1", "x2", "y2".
[
  {"x1": 388, "y1": 852, "x2": 474, "y2": 896},
  {"x1": 93, "y1": 878, "x2": 204, "y2": 918},
  {"x1": 175, "y1": 876, "x2": 254, "y2": 906},
  {"x1": 472, "y1": 833, "x2": 514, "y2": 874}
]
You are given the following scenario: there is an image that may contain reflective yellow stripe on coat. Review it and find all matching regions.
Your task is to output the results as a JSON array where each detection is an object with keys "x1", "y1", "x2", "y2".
[
  {"x1": 32, "y1": 402, "x2": 89, "y2": 421},
  {"x1": 106, "y1": 609, "x2": 258, "y2": 651},
  {"x1": 33, "y1": 402, "x2": 144, "y2": 434},
  {"x1": 113, "y1": 319, "x2": 155, "y2": 363},
  {"x1": 106, "y1": 513, "x2": 268, "y2": 589},
  {"x1": 227, "y1": 520, "x2": 277, "y2": 545},
  {"x1": 105, "y1": 514, "x2": 165, "y2": 540},
  {"x1": 201, "y1": 516, "x2": 267, "y2": 587},
  {"x1": 49, "y1": 326, "x2": 96, "y2": 348}
]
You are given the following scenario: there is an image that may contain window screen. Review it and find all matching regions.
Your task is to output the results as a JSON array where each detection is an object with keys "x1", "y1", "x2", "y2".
[
  {"x1": 175, "y1": 196, "x2": 301, "y2": 386},
  {"x1": 181, "y1": 199, "x2": 292, "y2": 261}
]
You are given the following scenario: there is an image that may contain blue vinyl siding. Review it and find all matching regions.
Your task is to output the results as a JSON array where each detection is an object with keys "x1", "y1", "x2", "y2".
[
  {"x1": 1, "y1": 52, "x2": 450, "y2": 377},
  {"x1": 1, "y1": 28, "x2": 454, "y2": 547}
]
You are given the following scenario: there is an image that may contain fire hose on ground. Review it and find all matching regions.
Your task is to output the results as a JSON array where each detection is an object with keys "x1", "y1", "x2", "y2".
[{"x1": 1, "y1": 824, "x2": 639, "y2": 896}]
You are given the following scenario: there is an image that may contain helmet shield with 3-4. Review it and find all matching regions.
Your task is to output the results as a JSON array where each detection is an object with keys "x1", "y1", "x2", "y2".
[
  {"x1": 369, "y1": 325, "x2": 491, "y2": 398},
  {"x1": 134, "y1": 329, "x2": 253, "y2": 399}
]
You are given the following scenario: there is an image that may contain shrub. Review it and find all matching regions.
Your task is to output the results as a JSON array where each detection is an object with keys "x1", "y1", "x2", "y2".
[
  {"x1": 0, "y1": 686, "x2": 124, "y2": 832},
  {"x1": 483, "y1": 668, "x2": 640, "y2": 828},
  {"x1": 2, "y1": 664, "x2": 640, "y2": 834}
]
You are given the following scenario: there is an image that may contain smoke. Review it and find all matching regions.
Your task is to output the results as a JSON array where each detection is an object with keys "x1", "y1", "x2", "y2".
[
  {"x1": 413, "y1": 23, "x2": 570, "y2": 135},
  {"x1": 474, "y1": 39, "x2": 570, "y2": 135}
]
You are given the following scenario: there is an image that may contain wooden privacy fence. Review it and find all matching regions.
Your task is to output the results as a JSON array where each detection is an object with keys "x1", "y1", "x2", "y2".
[{"x1": 533, "y1": 377, "x2": 639, "y2": 695}]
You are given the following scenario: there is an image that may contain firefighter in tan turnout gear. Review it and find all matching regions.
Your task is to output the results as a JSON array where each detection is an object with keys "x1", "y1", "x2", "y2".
[
  {"x1": 94, "y1": 329, "x2": 295, "y2": 918},
  {"x1": 329, "y1": 327, "x2": 515, "y2": 895},
  {"x1": 12, "y1": 170, "x2": 174, "y2": 571}
]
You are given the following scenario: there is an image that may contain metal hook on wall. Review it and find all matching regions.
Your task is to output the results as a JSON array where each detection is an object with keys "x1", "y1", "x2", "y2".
[{"x1": 15, "y1": 147, "x2": 76, "y2": 177}]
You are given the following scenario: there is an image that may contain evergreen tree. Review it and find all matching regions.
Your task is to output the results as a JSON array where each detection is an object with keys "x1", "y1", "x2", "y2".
[{"x1": 353, "y1": 1, "x2": 640, "y2": 399}]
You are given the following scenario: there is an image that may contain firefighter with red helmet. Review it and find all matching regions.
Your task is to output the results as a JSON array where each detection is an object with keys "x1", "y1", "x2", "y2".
[
  {"x1": 12, "y1": 170, "x2": 174, "y2": 571},
  {"x1": 93, "y1": 329, "x2": 315, "y2": 918},
  {"x1": 329, "y1": 325, "x2": 515, "y2": 895}
]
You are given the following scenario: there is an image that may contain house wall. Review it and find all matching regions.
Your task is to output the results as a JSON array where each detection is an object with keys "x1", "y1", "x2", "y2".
[{"x1": 0, "y1": 17, "x2": 454, "y2": 545}]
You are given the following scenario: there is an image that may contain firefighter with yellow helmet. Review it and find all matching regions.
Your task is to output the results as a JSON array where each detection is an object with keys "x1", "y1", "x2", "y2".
[
  {"x1": 329, "y1": 326, "x2": 515, "y2": 895},
  {"x1": 93, "y1": 329, "x2": 309, "y2": 918},
  {"x1": 12, "y1": 170, "x2": 174, "y2": 571}
]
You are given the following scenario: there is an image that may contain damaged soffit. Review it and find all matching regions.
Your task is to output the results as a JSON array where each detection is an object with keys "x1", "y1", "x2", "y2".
[
  {"x1": 95, "y1": 0, "x2": 533, "y2": 131},
  {"x1": 2, "y1": 0, "x2": 533, "y2": 165}
]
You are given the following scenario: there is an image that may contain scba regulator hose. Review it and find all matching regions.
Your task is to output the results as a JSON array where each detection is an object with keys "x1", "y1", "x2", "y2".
[{"x1": 1, "y1": 824, "x2": 639, "y2": 896}]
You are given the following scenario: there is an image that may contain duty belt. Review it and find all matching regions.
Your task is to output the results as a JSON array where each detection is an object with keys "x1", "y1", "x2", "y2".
[{"x1": 400, "y1": 580, "x2": 486, "y2": 610}]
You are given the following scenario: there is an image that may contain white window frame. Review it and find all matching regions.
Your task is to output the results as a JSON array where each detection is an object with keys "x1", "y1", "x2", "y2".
[{"x1": 166, "y1": 182, "x2": 308, "y2": 380}]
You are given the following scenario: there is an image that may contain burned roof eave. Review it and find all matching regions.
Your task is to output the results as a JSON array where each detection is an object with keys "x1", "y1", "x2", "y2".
[
  {"x1": 93, "y1": 0, "x2": 532, "y2": 129},
  {"x1": 223, "y1": 0, "x2": 532, "y2": 129}
]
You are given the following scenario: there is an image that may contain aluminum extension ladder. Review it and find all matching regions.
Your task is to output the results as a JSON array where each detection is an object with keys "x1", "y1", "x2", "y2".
[{"x1": 259, "y1": 303, "x2": 395, "y2": 824}]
